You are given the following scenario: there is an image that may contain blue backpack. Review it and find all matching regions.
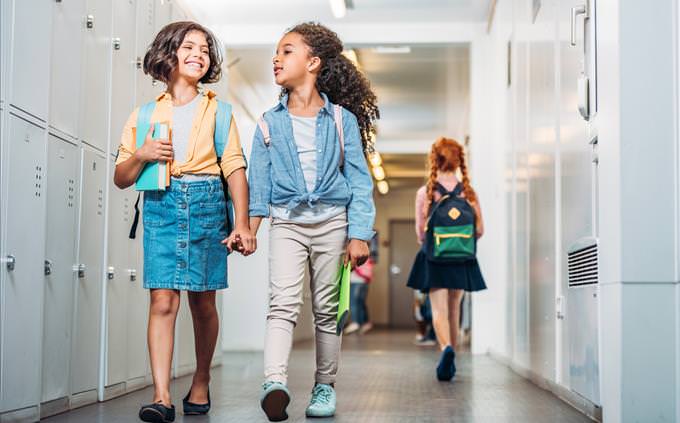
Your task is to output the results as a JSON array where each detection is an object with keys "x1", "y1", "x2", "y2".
[
  {"x1": 128, "y1": 99, "x2": 236, "y2": 241},
  {"x1": 422, "y1": 183, "x2": 476, "y2": 263}
]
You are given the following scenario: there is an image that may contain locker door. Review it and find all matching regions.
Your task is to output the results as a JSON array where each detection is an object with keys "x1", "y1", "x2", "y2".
[
  {"x1": 41, "y1": 135, "x2": 80, "y2": 406},
  {"x1": 110, "y1": 0, "x2": 137, "y2": 155},
  {"x1": 105, "y1": 179, "x2": 132, "y2": 389},
  {"x1": 0, "y1": 0, "x2": 11, "y2": 107},
  {"x1": 49, "y1": 0, "x2": 86, "y2": 138},
  {"x1": 136, "y1": 0, "x2": 158, "y2": 104},
  {"x1": 127, "y1": 205, "x2": 149, "y2": 386},
  {"x1": 0, "y1": 113, "x2": 47, "y2": 413},
  {"x1": 71, "y1": 147, "x2": 106, "y2": 396},
  {"x1": 9, "y1": 0, "x2": 52, "y2": 121},
  {"x1": 154, "y1": 0, "x2": 172, "y2": 31},
  {"x1": 80, "y1": 0, "x2": 113, "y2": 152}
]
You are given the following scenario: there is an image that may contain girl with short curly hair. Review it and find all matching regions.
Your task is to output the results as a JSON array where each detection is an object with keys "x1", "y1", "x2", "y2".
[
  {"x1": 247, "y1": 22, "x2": 378, "y2": 420},
  {"x1": 114, "y1": 21, "x2": 254, "y2": 422}
]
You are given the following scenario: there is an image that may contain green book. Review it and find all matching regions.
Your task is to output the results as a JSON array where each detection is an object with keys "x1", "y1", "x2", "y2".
[{"x1": 336, "y1": 262, "x2": 352, "y2": 335}]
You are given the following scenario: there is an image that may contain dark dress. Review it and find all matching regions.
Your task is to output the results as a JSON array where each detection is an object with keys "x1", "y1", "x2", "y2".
[{"x1": 407, "y1": 249, "x2": 486, "y2": 293}]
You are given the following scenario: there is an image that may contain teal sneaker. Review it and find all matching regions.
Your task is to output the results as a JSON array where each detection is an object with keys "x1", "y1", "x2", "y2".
[
  {"x1": 305, "y1": 383, "x2": 336, "y2": 418},
  {"x1": 260, "y1": 381, "x2": 290, "y2": 422}
]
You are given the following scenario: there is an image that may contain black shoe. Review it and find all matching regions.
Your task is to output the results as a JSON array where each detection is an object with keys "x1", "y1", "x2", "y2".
[
  {"x1": 436, "y1": 346, "x2": 455, "y2": 381},
  {"x1": 139, "y1": 402, "x2": 176, "y2": 422},
  {"x1": 183, "y1": 390, "x2": 211, "y2": 415}
]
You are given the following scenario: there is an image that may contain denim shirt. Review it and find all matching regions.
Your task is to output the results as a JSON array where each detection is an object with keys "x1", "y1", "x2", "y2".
[{"x1": 248, "y1": 93, "x2": 376, "y2": 241}]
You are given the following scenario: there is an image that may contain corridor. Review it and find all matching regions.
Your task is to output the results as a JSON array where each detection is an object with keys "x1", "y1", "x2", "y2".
[{"x1": 44, "y1": 332, "x2": 591, "y2": 423}]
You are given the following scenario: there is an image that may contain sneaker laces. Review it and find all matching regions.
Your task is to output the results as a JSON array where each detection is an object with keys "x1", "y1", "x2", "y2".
[{"x1": 311, "y1": 385, "x2": 333, "y2": 405}]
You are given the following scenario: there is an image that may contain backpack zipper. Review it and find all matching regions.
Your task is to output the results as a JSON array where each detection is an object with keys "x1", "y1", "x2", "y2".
[{"x1": 435, "y1": 232, "x2": 473, "y2": 245}]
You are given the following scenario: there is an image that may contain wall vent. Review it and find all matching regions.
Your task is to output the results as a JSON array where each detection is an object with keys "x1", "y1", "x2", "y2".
[{"x1": 567, "y1": 237, "x2": 599, "y2": 287}]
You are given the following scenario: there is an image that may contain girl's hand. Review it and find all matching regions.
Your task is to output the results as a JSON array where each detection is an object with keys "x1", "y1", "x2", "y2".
[
  {"x1": 345, "y1": 239, "x2": 370, "y2": 268},
  {"x1": 134, "y1": 124, "x2": 174, "y2": 163},
  {"x1": 222, "y1": 226, "x2": 257, "y2": 256}
]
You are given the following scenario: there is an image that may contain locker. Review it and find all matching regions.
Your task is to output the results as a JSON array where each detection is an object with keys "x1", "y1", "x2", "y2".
[
  {"x1": 49, "y1": 0, "x2": 86, "y2": 139},
  {"x1": 136, "y1": 0, "x2": 159, "y2": 105},
  {"x1": 80, "y1": 0, "x2": 113, "y2": 152},
  {"x1": 126, "y1": 216, "x2": 149, "y2": 386},
  {"x1": 154, "y1": 0, "x2": 173, "y2": 31},
  {"x1": 0, "y1": 113, "x2": 47, "y2": 414},
  {"x1": 109, "y1": 0, "x2": 138, "y2": 155},
  {"x1": 70, "y1": 146, "x2": 106, "y2": 396},
  {"x1": 0, "y1": 0, "x2": 11, "y2": 107},
  {"x1": 9, "y1": 0, "x2": 52, "y2": 121},
  {"x1": 105, "y1": 182, "x2": 130, "y2": 390},
  {"x1": 41, "y1": 134, "x2": 80, "y2": 408}
]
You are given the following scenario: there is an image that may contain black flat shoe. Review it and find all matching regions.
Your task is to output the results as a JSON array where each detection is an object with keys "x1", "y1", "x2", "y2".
[
  {"x1": 183, "y1": 390, "x2": 211, "y2": 415},
  {"x1": 139, "y1": 402, "x2": 175, "y2": 422}
]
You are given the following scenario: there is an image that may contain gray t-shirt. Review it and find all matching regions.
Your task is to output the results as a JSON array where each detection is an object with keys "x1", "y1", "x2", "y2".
[{"x1": 172, "y1": 93, "x2": 202, "y2": 165}]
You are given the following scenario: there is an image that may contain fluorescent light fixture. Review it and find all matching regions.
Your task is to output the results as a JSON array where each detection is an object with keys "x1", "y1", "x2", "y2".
[
  {"x1": 369, "y1": 151, "x2": 382, "y2": 167},
  {"x1": 329, "y1": 0, "x2": 347, "y2": 18},
  {"x1": 373, "y1": 46, "x2": 412, "y2": 54},
  {"x1": 377, "y1": 180, "x2": 389, "y2": 195},
  {"x1": 372, "y1": 166, "x2": 385, "y2": 181}
]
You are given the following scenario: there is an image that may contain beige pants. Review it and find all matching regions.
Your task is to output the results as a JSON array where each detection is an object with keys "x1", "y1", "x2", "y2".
[{"x1": 264, "y1": 213, "x2": 348, "y2": 385}]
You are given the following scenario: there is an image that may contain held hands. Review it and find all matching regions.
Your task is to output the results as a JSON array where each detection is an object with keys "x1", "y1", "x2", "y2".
[
  {"x1": 221, "y1": 225, "x2": 257, "y2": 256},
  {"x1": 133, "y1": 123, "x2": 174, "y2": 163},
  {"x1": 345, "y1": 239, "x2": 370, "y2": 269}
]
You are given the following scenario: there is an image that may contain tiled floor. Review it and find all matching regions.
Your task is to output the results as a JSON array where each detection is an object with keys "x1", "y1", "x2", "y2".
[{"x1": 45, "y1": 331, "x2": 592, "y2": 422}]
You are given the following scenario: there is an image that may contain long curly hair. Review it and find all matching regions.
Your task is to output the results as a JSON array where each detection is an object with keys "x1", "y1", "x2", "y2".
[
  {"x1": 424, "y1": 137, "x2": 477, "y2": 217},
  {"x1": 283, "y1": 22, "x2": 379, "y2": 153},
  {"x1": 143, "y1": 21, "x2": 223, "y2": 85}
]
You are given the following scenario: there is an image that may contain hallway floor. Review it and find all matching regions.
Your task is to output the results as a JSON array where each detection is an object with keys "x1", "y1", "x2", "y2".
[{"x1": 44, "y1": 331, "x2": 592, "y2": 422}]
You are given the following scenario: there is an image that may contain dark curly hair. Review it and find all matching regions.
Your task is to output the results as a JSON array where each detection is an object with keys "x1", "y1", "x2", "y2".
[
  {"x1": 143, "y1": 21, "x2": 222, "y2": 85},
  {"x1": 284, "y1": 22, "x2": 379, "y2": 153}
]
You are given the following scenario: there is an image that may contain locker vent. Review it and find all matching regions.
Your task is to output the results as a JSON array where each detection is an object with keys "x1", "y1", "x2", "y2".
[{"x1": 567, "y1": 239, "x2": 599, "y2": 287}]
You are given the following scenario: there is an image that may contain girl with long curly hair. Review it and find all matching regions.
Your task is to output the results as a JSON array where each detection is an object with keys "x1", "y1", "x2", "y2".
[
  {"x1": 407, "y1": 137, "x2": 487, "y2": 381},
  {"x1": 247, "y1": 22, "x2": 378, "y2": 420}
]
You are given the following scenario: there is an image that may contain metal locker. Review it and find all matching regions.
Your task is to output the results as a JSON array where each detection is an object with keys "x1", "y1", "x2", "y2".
[
  {"x1": 80, "y1": 0, "x2": 113, "y2": 152},
  {"x1": 1, "y1": 0, "x2": 11, "y2": 107},
  {"x1": 9, "y1": 0, "x2": 52, "y2": 121},
  {"x1": 126, "y1": 212, "x2": 149, "y2": 387},
  {"x1": 0, "y1": 113, "x2": 47, "y2": 416},
  {"x1": 105, "y1": 179, "x2": 133, "y2": 393},
  {"x1": 41, "y1": 134, "x2": 80, "y2": 415},
  {"x1": 154, "y1": 0, "x2": 173, "y2": 31},
  {"x1": 49, "y1": 0, "x2": 86, "y2": 139},
  {"x1": 109, "y1": 0, "x2": 137, "y2": 156},
  {"x1": 70, "y1": 146, "x2": 106, "y2": 399},
  {"x1": 136, "y1": 0, "x2": 159, "y2": 104}
]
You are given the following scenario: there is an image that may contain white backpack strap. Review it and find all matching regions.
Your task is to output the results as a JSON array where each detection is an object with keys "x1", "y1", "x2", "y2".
[
  {"x1": 257, "y1": 114, "x2": 271, "y2": 147},
  {"x1": 334, "y1": 105, "x2": 344, "y2": 167}
]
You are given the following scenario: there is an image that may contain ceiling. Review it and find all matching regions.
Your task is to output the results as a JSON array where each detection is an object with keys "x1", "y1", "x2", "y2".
[{"x1": 187, "y1": 0, "x2": 492, "y2": 26}]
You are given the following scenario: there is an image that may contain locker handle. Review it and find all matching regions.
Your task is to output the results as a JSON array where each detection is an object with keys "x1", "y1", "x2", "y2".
[
  {"x1": 112, "y1": 38, "x2": 121, "y2": 51},
  {"x1": 86, "y1": 15, "x2": 94, "y2": 30},
  {"x1": 136, "y1": 57, "x2": 143, "y2": 69},
  {"x1": 570, "y1": 5, "x2": 587, "y2": 47},
  {"x1": 74, "y1": 264, "x2": 86, "y2": 278},
  {"x1": 44, "y1": 260, "x2": 53, "y2": 276},
  {"x1": 128, "y1": 269, "x2": 137, "y2": 282},
  {"x1": 3, "y1": 255, "x2": 16, "y2": 272},
  {"x1": 107, "y1": 266, "x2": 115, "y2": 280}
]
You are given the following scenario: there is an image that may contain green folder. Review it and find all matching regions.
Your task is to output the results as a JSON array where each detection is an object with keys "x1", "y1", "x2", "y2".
[{"x1": 336, "y1": 262, "x2": 352, "y2": 335}]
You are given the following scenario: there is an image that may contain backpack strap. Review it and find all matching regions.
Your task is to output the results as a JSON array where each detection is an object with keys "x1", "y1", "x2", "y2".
[
  {"x1": 129, "y1": 100, "x2": 156, "y2": 240},
  {"x1": 452, "y1": 183, "x2": 464, "y2": 197},
  {"x1": 434, "y1": 182, "x2": 449, "y2": 197},
  {"x1": 257, "y1": 115, "x2": 271, "y2": 146},
  {"x1": 333, "y1": 104, "x2": 344, "y2": 168},
  {"x1": 214, "y1": 100, "x2": 232, "y2": 159}
]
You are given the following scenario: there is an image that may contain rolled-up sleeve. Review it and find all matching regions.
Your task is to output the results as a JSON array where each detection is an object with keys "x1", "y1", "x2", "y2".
[
  {"x1": 248, "y1": 123, "x2": 272, "y2": 217},
  {"x1": 115, "y1": 108, "x2": 139, "y2": 165},
  {"x1": 219, "y1": 114, "x2": 247, "y2": 178},
  {"x1": 341, "y1": 110, "x2": 375, "y2": 241}
]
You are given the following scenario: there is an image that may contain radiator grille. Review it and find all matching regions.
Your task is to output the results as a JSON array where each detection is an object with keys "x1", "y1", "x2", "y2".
[{"x1": 567, "y1": 240, "x2": 599, "y2": 287}]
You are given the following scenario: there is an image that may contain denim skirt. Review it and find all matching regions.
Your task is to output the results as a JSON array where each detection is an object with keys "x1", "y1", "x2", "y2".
[{"x1": 143, "y1": 176, "x2": 228, "y2": 291}]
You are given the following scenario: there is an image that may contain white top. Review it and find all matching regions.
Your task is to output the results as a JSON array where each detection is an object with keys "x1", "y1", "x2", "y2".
[
  {"x1": 270, "y1": 113, "x2": 345, "y2": 224},
  {"x1": 171, "y1": 93, "x2": 202, "y2": 165}
]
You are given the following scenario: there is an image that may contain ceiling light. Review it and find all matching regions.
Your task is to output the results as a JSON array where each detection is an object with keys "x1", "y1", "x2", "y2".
[
  {"x1": 329, "y1": 0, "x2": 347, "y2": 18},
  {"x1": 342, "y1": 49, "x2": 360, "y2": 68},
  {"x1": 372, "y1": 166, "x2": 385, "y2": 181},
  {"x1": 369, "y1": 151, "x2": 382, "y2": 167},
  {"x1": 373, "y1": 46, "x2": 412, "y2": 54},
  {"x1": 377, "y1": 180, "x2": 389, "y2": 195}
]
